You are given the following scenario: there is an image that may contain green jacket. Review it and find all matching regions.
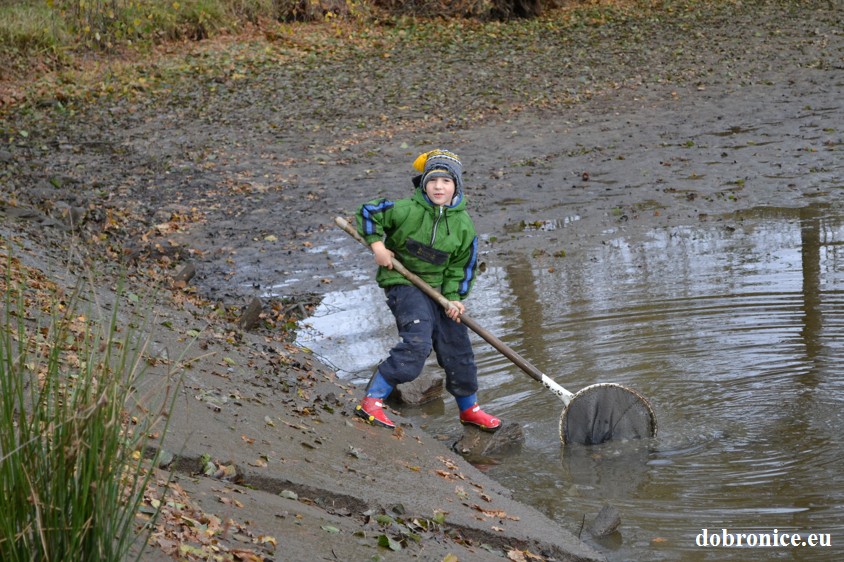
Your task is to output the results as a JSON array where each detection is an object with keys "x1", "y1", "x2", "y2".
[{"x1": 357, "y1": 185, "x2": 479, "y2": 301}]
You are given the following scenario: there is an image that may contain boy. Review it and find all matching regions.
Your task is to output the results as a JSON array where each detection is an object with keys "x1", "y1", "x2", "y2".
[{"x1": 355, "y1": 149, "x2": 501, "y2": 432}]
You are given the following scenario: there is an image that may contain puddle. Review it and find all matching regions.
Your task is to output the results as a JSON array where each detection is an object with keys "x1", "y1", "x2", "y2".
[
  {"x1": 297, "y1": 203, "x2": 844, "y2": 560},
  {"x1": 503, "y1": 215, "x2": 582, "y2": 233}
]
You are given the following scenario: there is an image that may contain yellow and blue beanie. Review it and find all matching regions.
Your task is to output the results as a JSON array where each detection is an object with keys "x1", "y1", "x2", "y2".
[{"x1": 413, "y1": 149, "x2": 464, "y2": 195}]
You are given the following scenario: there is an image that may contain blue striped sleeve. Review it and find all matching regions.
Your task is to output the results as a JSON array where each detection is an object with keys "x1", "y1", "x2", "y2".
[
  {"x1": 458, "y1": 236, "x2": 479, "y2": 296},
  {"x1": 359, "y1": 199, "x2": 394, "y2": 237}
]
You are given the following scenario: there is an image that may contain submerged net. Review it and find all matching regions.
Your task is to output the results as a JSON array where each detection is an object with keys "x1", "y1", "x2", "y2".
[{"x1": 559, "y1": 383, "x2": 657, "y2": 445}]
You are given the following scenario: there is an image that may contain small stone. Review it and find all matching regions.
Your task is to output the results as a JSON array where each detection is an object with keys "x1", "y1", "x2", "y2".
[
  {"x1": 587, "y1": 503, "x2": 621, "y2": 537},
  {"x1": 391, "y1": 372, "x2": 443, "y2": 405},
  {"x1": 454, "y1": 421, "x2": 524, "y2": 458}
]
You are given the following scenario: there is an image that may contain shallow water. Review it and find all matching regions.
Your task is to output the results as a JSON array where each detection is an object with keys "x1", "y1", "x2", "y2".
[{"x1": 296, "y1": 204, "x2": 844, "y2": 560}]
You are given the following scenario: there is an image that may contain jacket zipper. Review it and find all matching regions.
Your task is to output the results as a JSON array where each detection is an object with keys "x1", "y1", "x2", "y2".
[{"x1": 430, "y1": 206, "x2": 444, "y2": 245}]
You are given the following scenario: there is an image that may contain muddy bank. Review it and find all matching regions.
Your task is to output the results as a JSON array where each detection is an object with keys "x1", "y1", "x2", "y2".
[{"x1": 1, "y1": 1, "x2": 842, "y2": 560}]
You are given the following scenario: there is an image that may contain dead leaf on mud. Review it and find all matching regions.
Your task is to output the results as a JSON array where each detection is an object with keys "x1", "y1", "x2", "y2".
[
  {"x1": 507, "y1": 547, "x2": 546, "y2": 561},
  {"x1": 279, "y1": 418, "x2": 308, "y2": 430},
  {"x1": 436, "y1": 456, "x2": 466, "y2": 480},
  {"x1": 219, "y1": 496, "x2": 244, "y2": 508},
  {"x1": 213, "y1": 463, "x2": 240, "y2": 481},
  {"x1": 437, "y1": 456, "x2": 459, "y2": 470},
  {"x1": 347, "y1": 446, "x2": 368, "y2": 460},
  {"x1": 471, "y1": 504, "x2": 520, "y2": 521},
  {"x1": 144, "y1": 479, "x2": 271, "y2": 561},
  {"x1": 154, "y1": 222, "x2": 180, "y2": 234}
]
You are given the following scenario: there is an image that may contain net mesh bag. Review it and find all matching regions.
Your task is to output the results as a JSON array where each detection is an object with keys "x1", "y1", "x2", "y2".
[{"x1": 559, "y1": 383, "x2": 657, "y2": 445}]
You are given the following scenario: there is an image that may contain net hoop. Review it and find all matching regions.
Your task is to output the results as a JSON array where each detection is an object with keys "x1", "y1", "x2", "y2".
[{"x1": 559, "y1": 383, "x2": 657, "y2": 445}]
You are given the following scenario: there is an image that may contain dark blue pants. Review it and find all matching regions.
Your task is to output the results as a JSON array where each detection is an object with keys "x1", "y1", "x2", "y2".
[{"x1": 377, "y1": 284, "x2": 478, "y2": 398}]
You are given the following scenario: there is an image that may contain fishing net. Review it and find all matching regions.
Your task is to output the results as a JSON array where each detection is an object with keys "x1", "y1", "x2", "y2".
[{"x1": 559, "y1": 383, "x2": 657, "y2": 445}]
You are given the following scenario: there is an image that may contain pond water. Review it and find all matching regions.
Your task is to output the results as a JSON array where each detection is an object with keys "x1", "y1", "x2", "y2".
[{"x1": 295, "y1": 204, "x2": 844, "y2": 560}]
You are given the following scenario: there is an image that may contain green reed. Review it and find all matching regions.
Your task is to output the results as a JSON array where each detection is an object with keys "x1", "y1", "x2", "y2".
[{"x1": 0, "y1": 275, "x2": 175, "y2": 561}]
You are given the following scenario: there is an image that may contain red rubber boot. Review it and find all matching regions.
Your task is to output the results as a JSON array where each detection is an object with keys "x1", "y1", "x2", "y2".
[
  {"x1": 459, "y1": 404, "x2": 501, "y2": 432},
  {"x1": 356, "y1": 397, "x2": 396, "y2": 429}
]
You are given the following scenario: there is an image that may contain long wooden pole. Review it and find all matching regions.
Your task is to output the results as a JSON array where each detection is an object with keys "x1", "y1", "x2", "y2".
[{"x1": 335, "y1": 216, "x2": 575, "y2": 405}]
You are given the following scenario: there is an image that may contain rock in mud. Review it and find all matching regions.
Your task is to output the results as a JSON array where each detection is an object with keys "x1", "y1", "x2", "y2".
[
  {"x1": 587, "y1": 503, "x2": 622, "y2": 537},
  {"x1": 391, "y1": 372, "x2": 444, "y2": 405},
  {"x1": 454, "y1": 421, "x2": 524, "y2": 457},
  {"x1": 172, "y1": 262, "x2": 196, "y2": 288},
  {"x1": 238, "y1": 296, "x2": 263, "y2": 330}
]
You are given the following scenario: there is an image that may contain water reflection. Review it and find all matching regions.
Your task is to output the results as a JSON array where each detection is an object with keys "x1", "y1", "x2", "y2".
[
  {"x1": 296, "y1": 284, "x2": 394, "y2": 378},
  {"x1": 297, "y1": 205, "x2": 844, "y2": 560},
  {"x1": 561, "y1": 439, "x2": 652, "y2": 500}
]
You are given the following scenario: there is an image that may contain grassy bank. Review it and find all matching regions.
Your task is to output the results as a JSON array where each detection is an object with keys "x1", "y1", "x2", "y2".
[
  {"x1": 0, "y1": 0, "x2": 407, "y2": 67},
  {"x1": 0, "y1": 255, "x2": 178, "y2": 561},
  {"x1": 0, "y1": 0, "x2": 736, "y2": 107},
  {"x1": 0, "y1": 0, "x2": 330, "y2": 90},
  {"x1": 1, "y1": 0, "x2": 825, "y2": 116}
]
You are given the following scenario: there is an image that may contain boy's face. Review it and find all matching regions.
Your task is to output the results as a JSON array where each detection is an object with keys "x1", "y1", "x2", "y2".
[{"x1": 425, "y1": 176, "x2": 456, "y2": 206}]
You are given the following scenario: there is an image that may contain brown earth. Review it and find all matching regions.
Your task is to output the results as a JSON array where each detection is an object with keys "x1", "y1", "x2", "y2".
[{"x1": 1, "y1": 1, "x2": 842, "y2": 560}]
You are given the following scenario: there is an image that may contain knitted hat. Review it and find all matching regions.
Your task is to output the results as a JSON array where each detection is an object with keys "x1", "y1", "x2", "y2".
[{"x1": 413, "y1": 149, "x2": 464, "y2": 195}]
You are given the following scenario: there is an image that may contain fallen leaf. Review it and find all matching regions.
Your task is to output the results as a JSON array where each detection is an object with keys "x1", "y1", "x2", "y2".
[
  {"x1": 279, "y1": 490, "x2": 298, "y2": 500},
  {"x1": 347, "y1": 446, "x2": 368, "y2": 460},
  {"x1": 212, "y1": 463, "x2": 238, "y2": 480},
  {"x1": 472, "y1": 505, "x2": 507, "y2": 518},
  {"x1": 231, "y1": 549, "x2": 265, "y2": 561},
  {"x1": 374, "y1": 514, "x2": 394, "y2": 525},
  {"x1": 508, "y1": 549, "x2": 527, "y2": 561},
  {"x1": 219, "y1": 496, "x2": 244, "y2": 508},
  {"x1": 256, "y1": 535, "x2": 277, "y2": 546},
  {"x1": 378, "y1": 534, "x2": 402, "y2": 551}
]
